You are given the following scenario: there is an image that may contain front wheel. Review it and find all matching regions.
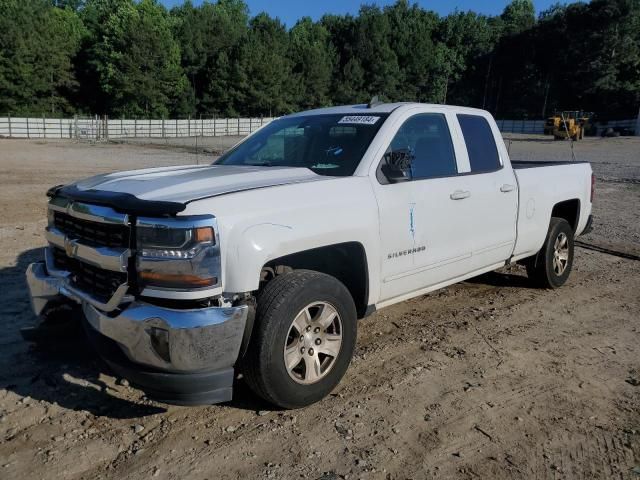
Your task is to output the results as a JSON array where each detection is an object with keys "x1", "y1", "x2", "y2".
[
  {"x1": 242, "y1": 270, "x2": 357, "y2": 408},
  {"x1": 526, "y1": 217, "x2": 575, "y2": 288}
]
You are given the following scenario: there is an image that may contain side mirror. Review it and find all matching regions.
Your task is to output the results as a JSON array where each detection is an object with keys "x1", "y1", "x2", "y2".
[
  {"x1": 381, "y1": 163, "x2": 411, "y2": 183},
  {"x1": 381, "y1": 149, "x2": 413, "y2": 183}
]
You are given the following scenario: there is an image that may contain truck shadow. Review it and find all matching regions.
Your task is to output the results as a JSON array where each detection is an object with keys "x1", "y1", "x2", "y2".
[
  {"x1": 0, "y1": 247, "x2": 165, "y2": 419},
  {"x1": 1, "y1": 249, "x2": 535, "y2": 418},
  {"x1": 465, "y1": 269, "x2": 535, "y2": 289},
  {"x1": 228, "y1": 380, "x2": 283, "y2": 412}
]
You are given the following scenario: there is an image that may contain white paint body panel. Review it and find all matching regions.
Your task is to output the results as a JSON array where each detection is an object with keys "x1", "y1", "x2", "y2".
[
  {"x1": 64, "y1": 103, "x2": 593, "y2": 310},
  {"x1": 181, "y1": 177, "x2": 381, "y2": 294},
  {"x1": 512, "y1": 163, "x2": 593, "y2": 259},
  {"x1": 73, "y1": 165, "x2": 325, "y2": 204}
]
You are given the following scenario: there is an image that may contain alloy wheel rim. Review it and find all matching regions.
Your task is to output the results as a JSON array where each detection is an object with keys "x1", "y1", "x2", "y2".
[
  {"x1": 283, "y1": 301, "x2": 343, "y2": 385},
  {"x1": 553, "y1": 232, "x2": 569, "y2": 275}
]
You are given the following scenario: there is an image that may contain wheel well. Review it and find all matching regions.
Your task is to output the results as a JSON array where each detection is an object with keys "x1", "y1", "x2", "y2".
[
  {"x1": 551, "y1": 199, "x2": 580, "y2": 232},
  {"x1": 261, "y1": 242, "x2": 369, "y2": 318}
]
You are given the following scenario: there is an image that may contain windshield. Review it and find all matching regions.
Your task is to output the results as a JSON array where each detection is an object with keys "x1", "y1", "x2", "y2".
[{"x1": 214, "y1": 113, "x2": 388, "y2": 176}]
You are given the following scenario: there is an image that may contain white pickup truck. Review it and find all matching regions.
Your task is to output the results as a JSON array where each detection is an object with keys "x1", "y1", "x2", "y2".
[{"x1": 26, "y1": 102, "x2": 594, "y2": 408}]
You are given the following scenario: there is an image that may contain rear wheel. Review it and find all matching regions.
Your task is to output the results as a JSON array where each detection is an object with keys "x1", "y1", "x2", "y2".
[
  {"x1": 526, "y1": 217, "x2": 574, "y2": 288},
  {"x1": 242, "y1": 270, "x2": 357, "y2": 408}
]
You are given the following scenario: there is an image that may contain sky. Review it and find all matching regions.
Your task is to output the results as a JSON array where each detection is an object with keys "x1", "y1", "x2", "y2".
[{"x1": 160, "y1": 0, "x2": 571, "y2": 26}]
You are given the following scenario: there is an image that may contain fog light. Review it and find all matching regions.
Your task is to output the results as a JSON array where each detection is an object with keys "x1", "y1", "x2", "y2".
[{"x1": 147, "y1": 326, "x2": 171, "y2": 363}]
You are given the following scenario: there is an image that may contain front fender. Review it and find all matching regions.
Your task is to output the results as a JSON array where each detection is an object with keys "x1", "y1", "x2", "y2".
[
  {"x1": 222, "y1": 218, "x2": 381, "y2": 298},
  {"x1": 180, "y1": 177, "x2": 382, "y2": 301},
  {"x1": 225, "y1": 222, "x2": 297, "y2": 292}
]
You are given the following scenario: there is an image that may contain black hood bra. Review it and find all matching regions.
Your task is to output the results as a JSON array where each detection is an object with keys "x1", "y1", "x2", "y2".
[{"x1": 47, "y1": 184, "x2": 186, "y2": 217}]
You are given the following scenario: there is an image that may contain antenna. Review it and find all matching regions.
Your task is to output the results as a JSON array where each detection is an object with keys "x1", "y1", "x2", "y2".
[
  {"x1": 561, "y1": 112, "x2": 578, "y2": 162},
  {"x1": 367, "y1": 96, "x2": 383, "y2": 108}
]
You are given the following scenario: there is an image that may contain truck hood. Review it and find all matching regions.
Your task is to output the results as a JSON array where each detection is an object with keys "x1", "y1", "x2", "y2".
[{"x1": 71, "y1": 164, "x2": 328, "y2": 204}]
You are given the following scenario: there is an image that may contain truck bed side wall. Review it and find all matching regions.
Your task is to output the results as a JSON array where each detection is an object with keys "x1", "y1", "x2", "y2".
[{"x1": 513, "y1": 163, "x2": 592, "y2": 259}]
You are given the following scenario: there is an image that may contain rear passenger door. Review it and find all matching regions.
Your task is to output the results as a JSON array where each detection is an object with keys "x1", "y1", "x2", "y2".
[
  {"x1": 455, "y1": 114, "x2": 517, "y2": 269},
  {"x1": 373, "y1": 112, "x2": 474, "y2": 302}
]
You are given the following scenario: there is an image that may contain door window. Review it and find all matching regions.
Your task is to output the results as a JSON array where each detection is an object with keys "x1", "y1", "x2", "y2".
[
  {"x1": 457, "y1": 114, "x2": 501, "y2": 173},
  {"x1": 384, "y1": 114, "x2": 457, "y2": 180}
]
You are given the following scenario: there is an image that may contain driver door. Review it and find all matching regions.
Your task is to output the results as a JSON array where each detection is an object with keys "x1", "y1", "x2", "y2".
[{"x1": 372, "y1": 112, "x2": 473, "y2": 302}]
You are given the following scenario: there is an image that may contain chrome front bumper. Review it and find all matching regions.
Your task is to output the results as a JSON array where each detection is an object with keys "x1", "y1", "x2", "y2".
[{"x1": 26, "y1": 261, "x2": 248, "y2": 374}]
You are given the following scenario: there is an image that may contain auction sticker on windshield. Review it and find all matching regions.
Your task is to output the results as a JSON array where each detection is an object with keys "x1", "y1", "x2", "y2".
[{"x1": 338, "y1": 116, "x2": 380, "y2": 125}]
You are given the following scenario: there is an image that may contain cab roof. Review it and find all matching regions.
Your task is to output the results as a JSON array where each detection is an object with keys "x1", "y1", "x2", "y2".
[{"x1": 287, "y1": 102, "x2": 490, "y2": 117}]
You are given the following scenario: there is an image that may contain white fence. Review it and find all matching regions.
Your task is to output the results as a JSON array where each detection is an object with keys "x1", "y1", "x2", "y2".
[
  {"x1": 0, "y1": 115, "x2": 275, "y2": 140},
  {"x1": 497, "y1": 118, "x2": 637, "y2": 135},
  {"x1": 0, "y1": 115, "x2": 635, "y2": 139}
]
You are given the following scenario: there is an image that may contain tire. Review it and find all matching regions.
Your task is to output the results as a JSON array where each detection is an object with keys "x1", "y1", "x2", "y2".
[
  {"x1": 526, "y1": 217, "x2": 575, "y2": 289},
  {"x1": 242, "y1": 270, "x2": 357, "y2": 409}
]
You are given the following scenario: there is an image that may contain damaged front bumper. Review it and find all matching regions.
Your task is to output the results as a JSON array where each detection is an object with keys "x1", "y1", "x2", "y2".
[{"x1": 26, "y1": 261, "x2": 248, "y2": 405}]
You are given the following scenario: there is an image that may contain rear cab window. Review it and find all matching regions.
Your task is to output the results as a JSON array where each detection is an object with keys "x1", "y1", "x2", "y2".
[{"x1": 457, "y1": 114, "x2": 501, "y2": 173}]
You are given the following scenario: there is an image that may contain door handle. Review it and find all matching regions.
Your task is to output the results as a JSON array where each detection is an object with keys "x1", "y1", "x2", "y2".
[
  {"x1": 450, "y1": 190, "x2": 471, "y2": 200},
  {"x1": 500, "y1": 184, "x2": 515, "y2": 193}
]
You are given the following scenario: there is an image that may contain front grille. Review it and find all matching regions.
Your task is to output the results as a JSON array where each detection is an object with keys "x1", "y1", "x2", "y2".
[
  {"x1": 54, "y1": 211, "x2": 129, "y2": 248},
  {"x1": 52, "y1": 247, "x2": 127, "y2": 301}
]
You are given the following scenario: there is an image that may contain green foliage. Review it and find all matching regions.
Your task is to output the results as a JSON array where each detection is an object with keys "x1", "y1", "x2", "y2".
[
  {"x1": 84, "y1": 0, "x2": 188, "y2": 117},
  {"x1": 0, "y1": 0, "x2": 638, "y2": 118},
  {"x1": 0, "y1": 0, "x2": 86, "y2": 115},
  {"x1": 501, "y1": 0, "x2": 536, "y2": 35},
  {"x1": 488, "y1": 0, "x2": 640, "y2": 117},
  {"x1": 384, "y1": 1, "x2": 439, "y2": 102},
  {"x1": 234, "y1": 13, "x2": 294, "y2": 115},
  {"x1": 354, "y1": 5, "x2": 401, "y2": 100},
  {"x1": 289, "y1": 17, "x2": 336, "y2": 109},
  {"x1": 171, "y1": 0, "x2": 249, "y2": 114}
]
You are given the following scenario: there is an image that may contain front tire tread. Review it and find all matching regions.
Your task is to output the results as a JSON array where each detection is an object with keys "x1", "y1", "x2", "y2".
[{"x1": 243, "y1": 270, "x2": 357, "y2": 409}]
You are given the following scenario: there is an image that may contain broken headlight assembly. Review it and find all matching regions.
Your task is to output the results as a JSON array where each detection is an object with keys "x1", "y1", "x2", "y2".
[{"x1": 136, "y1": 215, "x2": 221, "y2": 295}]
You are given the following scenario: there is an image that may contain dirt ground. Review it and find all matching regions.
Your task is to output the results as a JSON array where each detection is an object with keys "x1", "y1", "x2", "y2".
[{"x1": 0, "y1": 135, "x2": 638, "y2": 480}]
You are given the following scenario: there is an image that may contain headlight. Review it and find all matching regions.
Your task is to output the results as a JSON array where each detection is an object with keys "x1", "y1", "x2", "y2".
[{"x1": 136, "y1": 216, "x2": 221, "y2": 293}]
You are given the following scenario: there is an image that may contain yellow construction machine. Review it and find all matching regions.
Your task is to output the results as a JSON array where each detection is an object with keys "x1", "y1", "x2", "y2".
[{"x1": 543, "y1": 110, "x2": 595, "y2": 140}]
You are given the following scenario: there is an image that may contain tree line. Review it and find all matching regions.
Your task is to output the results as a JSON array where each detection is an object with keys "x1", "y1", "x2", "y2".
[{"x1": 1, "y1": 0, "x2": 638, "y2": 119}]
